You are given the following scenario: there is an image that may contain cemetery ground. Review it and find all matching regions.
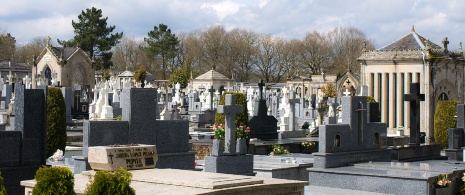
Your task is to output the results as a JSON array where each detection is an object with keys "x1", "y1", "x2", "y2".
[{"x1": 3, "y1": 83, "x2": 465, "y2": 195}]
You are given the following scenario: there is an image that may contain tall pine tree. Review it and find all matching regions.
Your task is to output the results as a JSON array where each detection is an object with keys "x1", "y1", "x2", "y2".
[
  {"x1": 144, "y1": 24, "x2": 180, "y2": 79},
  {"x1": 58, "y1": 7, "x2": 123, "y2": 70}
]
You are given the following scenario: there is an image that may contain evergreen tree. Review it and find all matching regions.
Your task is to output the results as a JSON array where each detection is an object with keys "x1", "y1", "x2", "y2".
[
  {"x1": 0, "y1": 32, "x2": 15, "y2": 60},
  {"x1": 46, "y1": 87, "x2": 67, "y2": 157},
  {"x1": 58, "y1": 7, "x2": 123, "y2": 70},
  {"x1": 144, "y1": 24, "x2": 180, "y2": 79},
  {"x1": 168, "y1": 58, "x2": 192, "y2": 89}
]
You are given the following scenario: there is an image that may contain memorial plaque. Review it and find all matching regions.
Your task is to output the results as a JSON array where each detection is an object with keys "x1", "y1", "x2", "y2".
[{"x1": 88, "y1": 144, "x2": 158, "y2": 171}]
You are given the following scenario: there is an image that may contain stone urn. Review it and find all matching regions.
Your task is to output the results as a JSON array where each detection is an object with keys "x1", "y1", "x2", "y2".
[{"x1": 88, "y1": 144, "x2": 158, "y2": 171}]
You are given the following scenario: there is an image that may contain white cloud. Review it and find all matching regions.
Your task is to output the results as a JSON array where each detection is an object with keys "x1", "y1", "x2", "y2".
[{"x1": 201, "y1": 1, "x2": 244, "y2": 20}]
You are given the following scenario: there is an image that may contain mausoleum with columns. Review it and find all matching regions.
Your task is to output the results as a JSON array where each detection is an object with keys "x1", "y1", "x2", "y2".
[{"x1": 359, "y1": 27, "x2": 465, "y2": 138}]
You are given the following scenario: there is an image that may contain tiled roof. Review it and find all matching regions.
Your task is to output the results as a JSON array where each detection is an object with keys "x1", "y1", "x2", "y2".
[
  {"x1": 378, "y1": 31, "x2": 441, "y2": 51},
  {"x1": 0, "y1": 60, "x2": 31, "y2": 71},
  {"x1": 194, "y1": 69, "x2": 230, "y2": 80}
]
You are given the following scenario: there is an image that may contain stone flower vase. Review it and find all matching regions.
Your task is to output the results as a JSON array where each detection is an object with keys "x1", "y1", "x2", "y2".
[
  {"x1": 435, "y1": 187, "x2": 452, "y2": 195},
  {"x1": 236, "y1": 138, "x2": 247, "y2": 154},
  {"x1": 211, "y1": 139, "x2": 223, "y2": 156}
]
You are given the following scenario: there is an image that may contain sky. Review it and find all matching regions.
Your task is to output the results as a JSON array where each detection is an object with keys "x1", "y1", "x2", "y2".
[{"x1": 2, "y1": 0, "x2": 465, "y2": 50}]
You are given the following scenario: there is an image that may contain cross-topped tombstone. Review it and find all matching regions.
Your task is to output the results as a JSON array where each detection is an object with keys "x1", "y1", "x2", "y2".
[
  {"x1": 217, "y1": 94, "x2": 243, "y2": 154},
  {"x1": 288, "y1": 90, "x2": 300, "y2": 131},
  {"x1": 258, "y1": 80, "x2": 265, "y2": 100},
  {"x1": 404, "y1": 83, "x2": 425, "y2": 146},
  {"x1": 208, "y1": 85, "x2": 215, "y2": 110}
]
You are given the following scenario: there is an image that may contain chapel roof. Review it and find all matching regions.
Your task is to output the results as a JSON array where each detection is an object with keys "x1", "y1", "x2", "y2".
[
  {"x1": 50, "y1": 47, "x2": 80, "y2": 60},
  {"x1": 378, "y1": 28, "x2": 442, "y2": 51},
  {"x1": 194, "y1": 69, "x2": 231, "y2": 80}
]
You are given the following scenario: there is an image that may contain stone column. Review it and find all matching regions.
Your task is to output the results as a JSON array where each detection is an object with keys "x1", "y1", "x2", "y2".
[
  {"x1": 396, "y1": 73, "x2": 404, "y2": 128},
  {"x1": 381, "y1": 73, "x2": 388, "y2": 123},
  {"x1": 374, "y1": 73, "x2": 379, "y2": 102},
  {"x1": 412, "y1": 72, "x2": 419, "y2": 83},
  {"x1": 368, "y1": 73, "x2": 373, "y2": 97},
  {"x1": 389, "y1": 73, "x2": 396, "y2": 130},
  {"x1": 404, "y1": 73, "x2": 411, "y2": 132}
]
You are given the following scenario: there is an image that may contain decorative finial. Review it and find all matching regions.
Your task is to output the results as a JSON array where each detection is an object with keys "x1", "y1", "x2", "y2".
[
  {"x1": 190, "y1": 70, "x2": 193, "y2": 79},
  {"x1": 411, "y1": 25, "x2": 415, "y2": 32},
  {"x1": 46, "y1": 36, "x2": 51, "y2": 47},
  {"x1": 460, "y1": 42, "x2": 463, "y2": 51}
]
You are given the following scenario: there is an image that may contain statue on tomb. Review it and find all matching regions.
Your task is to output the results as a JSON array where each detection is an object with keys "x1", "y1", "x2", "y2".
[{"x1": 327, "y1": 103, "x2": 335, "y2": 117}]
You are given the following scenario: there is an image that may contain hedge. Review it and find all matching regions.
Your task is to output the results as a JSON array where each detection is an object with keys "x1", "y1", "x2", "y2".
[
  {"x1": 84, "y1": 167, "x2": 135, "y2": 195},
  {"x1": 214, "y1": 92, "x2": 248, "y2": 127},
  {"x1": 46, "y1": 87, "x2": 67, "y2": 157},
  {"x1": 32, "y1": 166, "x2": 75, "y2": 195},
  {"x1": 434, "y1": 100, "x2": 459, "y2": 149}
]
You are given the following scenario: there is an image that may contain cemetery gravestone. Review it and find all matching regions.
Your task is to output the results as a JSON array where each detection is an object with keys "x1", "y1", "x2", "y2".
[
  {"x1": 311, "y1": 96, "x2": 391, "y2": 168},
  {"x1": 205, "y1": 94, "x2": 254, "y2": 175},
  {"x1": 0, "y1": 85, "x2": 46, "y2": 195},
  {"x1": 445, "y1": 104, "x2": 465, "y2": 160},
  {"x1": 74, "y1": 87, "x2": 195, "y2": 173},
  {"x1": 249, "y1": 80, "x2": 278, "y2": 140},
  {"x1": 386, "y1": 83, "x2": 441, "y2": 161}
]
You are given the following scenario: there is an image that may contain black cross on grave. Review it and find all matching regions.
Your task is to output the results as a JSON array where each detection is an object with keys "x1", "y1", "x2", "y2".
[
  {"x1": 208, "y1": 86, "x2": 215, "y2": 110},
  {"x1": 258, "y1": 79, "x2": 265, "y2": 100},
  {"x1": 217, "y1": 94, "x2": 243, "y2": 154},
  {"x1": 404, "y1": 83, "x2": 425, "y2": 146},
  {"x1": 357, "y1": 101, "x2": 366, "y2": 144}
]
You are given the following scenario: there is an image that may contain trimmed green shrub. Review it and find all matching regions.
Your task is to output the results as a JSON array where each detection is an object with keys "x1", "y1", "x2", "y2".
[
  {"x1": 434, "y1": 100, "x2": 459, "y2": 149},
  {"x1": 32, "y1": 166, "x2": 75, "y2": 195},
  {"x1": 214, "y1": 92, "x2": 248, "y2": 127},
  {"x1": 84, "y1": 167, "x2": 135, "y2": 195},
  {"x1": 0, "y1": 171, "x2": 6, "y2": 195},
  {"x1": 46, "y1": 87, "x2": 67, "y2": 157}
]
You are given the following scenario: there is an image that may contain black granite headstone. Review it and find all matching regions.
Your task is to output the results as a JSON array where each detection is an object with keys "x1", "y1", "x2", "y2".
[{"x1": 249, "y1": 80, "x2": 278, "y2": 140}]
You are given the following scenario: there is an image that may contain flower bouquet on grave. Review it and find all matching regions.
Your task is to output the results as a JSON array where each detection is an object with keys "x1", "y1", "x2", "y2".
[
  {"x1": 435, "y1": 173, "x2": 451, "y2": 188},
  {"x1": 213, "y1": 124, "x2": 225, "y2": 143},
  {"x1": 269, "y1": 144, "x2": 289, "y2": 156},
  {"x1": 301, "y1": 141, "x2": 315, "y2": 150},
  {"x1": 236, "y1": 125, "x2": 250, "y2": 140}
]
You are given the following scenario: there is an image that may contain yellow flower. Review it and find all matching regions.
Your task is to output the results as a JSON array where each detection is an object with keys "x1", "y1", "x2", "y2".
[{"x1": 438, "y1": 181, "x2": 443, "y2": 186}]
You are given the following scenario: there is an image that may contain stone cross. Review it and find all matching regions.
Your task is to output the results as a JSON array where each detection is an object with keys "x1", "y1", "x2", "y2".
[
  {"x1": 217, "y1": 94, "x2": 243, "y2": 154},
  {"x1": 404, "y1": 83, "x2": 425, "y2": 146},
  {"x1": 23, "y1": 75, "x2": 32, "y2": 89},
  {"x1": 343, "y1": 88, "x2": 351, "y2": 96},
  {"x1": 208, "y1": 85, "x2": 215, "y2": 110},
  {"x1": 442, "y1": 37, "x2": 449, "y2": 51},
  {"x1": 288, "y1": 90, "x2": 300, "y2": 131},
  {"x1": 258, "y1": 80, "x2": 265, "y2": 100}
]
